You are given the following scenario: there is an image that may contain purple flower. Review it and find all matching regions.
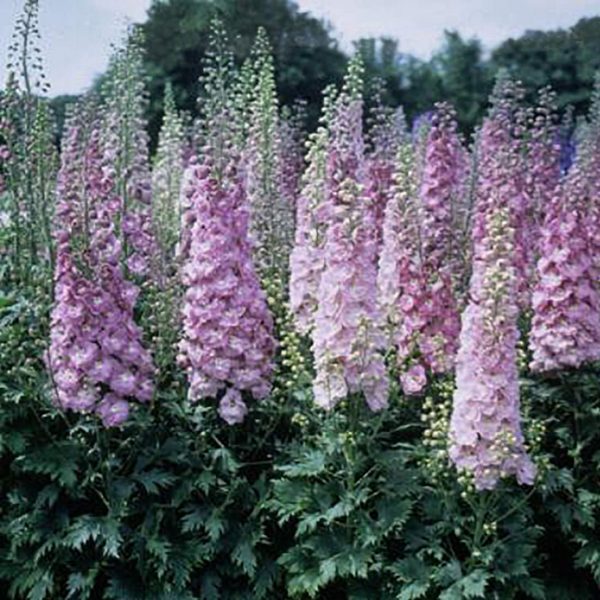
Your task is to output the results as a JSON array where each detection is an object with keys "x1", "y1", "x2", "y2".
[
  {"x1": 218, "y1": 388, "x2": 248, "y2": 425},
  {"x1": 311, "y1": 64, "x2": 389, "y2": 412},
  {"x1": 96, "y1": 395, "x2": 130, "y2": 427},
  {"x1": 70, "y1": 387, "x2": 99, "y2": 411},
  {"x1": 178, "y1": 153, "x2": 275, "y2": 422},
  {"x1": 377, "y1": 105, "x2": 465, "y2": 389},
  {"x1": 101, "y1": 35, "x2": 158, "y2": 280},
  {"x1": 127, "y1": 253, "x2": 148, "y2": 276},
  {"x1": 471, "y1": 76, "x2": 532, "y2": 307},
  {"x1": 289, "y1": 124, "x2": 329, "y2": 335},
  {"x1": 448, "y1": 77, "x2": 537, "y2": 490},
  {"x1": 88, "y1": 355, "x2": 117, "y2": 383},
  {"x1": 449, "y1": 206, "x2": 535, "y2": 490},
  {"x1": 400, "y1": 364, "x2": 427, "y2": 395},
  {"x1": 109, "y1": 370, "x2": 138, "y2": 397},
  {"x1": 53, "y1": 364, "x2": 81, "y2": 393},
  {"x1": 529, "y1": 163, "x2": 600, "y2": 370},
  {"x1": 47, "y1": 116, "x2": 154, "y2": 427}
]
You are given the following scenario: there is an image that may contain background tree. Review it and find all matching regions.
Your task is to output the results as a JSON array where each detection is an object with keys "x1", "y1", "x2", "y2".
[
  {"x1": 38, "y1": 6, "x2": 600, "y2": 143},
  {"x1": 141, "y1": 0, "x2": 346, "y2": 140},
  {"x1": 491, "y1": 16, "x2": 600, "y2": 114},
  {"x1": 434, "y1": 31, "x2": 490, "y2": 131},
  {"x1": 355, "y1": 32, "x2": 490, "y2": 134}
]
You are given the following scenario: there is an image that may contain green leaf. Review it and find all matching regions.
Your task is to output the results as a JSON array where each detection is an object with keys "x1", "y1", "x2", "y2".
[
  {"x1": 278, "y1": 450, "x2": 327, "y2": 478},
  {"x1": 100, "y1": 521, "x2": 123, "y2": 560},
  {"x1": 516, "y1": 576, "x2": 546, "y2": 599},
  {"x1": 181, "y1": 505, "x2": 207, "y2": 533},
  {"x1": 66, "y1": 570, "x2": 98, "y2": 600},
  {"x1": 575, "y1": 536, "x2": 600, "y2": 583},
  {"x1": 204, "y1": 509, "x2": 225, "y2": 542},
  {"x1": 253, "y1": 560, "x2": 279, "y2": 598},
  {"x1": 390, "y1": 556, "x2": 431, "y2": 582},
  {"x1": 212, "y1": 448, "x2": 239, "y2": 473},
  {"x1": 64, "y1": 516, "x2": 102, "y2": 551},
  {"x1": 28, "y1": 571, "x2": 54, "y2": 600},
  {"x1": 232, "y1": 538, "x2": 257, "y2": 577},
  {"x1": 18, "y1": 443, "x2": 79, "y2": 488},
  {"x1": 146, "y1": 537, "x2": 172, "y2": 565},
  {"x1": 440, "y1": 569, "x2": 489, "y2": 599},
  {"x1": 319, "y1": 557, "x2": 337, "y2": 583},
  {"x1": 376, "y1": 498, "x2": 413, "y2": 534},
  {"x1": 134, "y1": 469, "x2": 176, "y2": 494},
  {"x1": 397, "y1": 581, "x2": 430, "y2": 600}
]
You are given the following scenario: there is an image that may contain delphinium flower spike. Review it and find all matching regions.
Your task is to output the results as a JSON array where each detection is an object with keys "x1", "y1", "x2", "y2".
[
  {"x1": 528, "y1": 81, "x2": 600, "y2": 371},
  {"x1": 152, "y1": 82, "x2": 187, "y2": 267},
  {"x1": 244, "y1": 28, "x2": 294, "y2": 279},
  {"x1": 289, "y1": 85, "x2": 337, "y2": 335},
  {"x1": 0, "y1": 0, "x2": 57, "y2": 284},
  {"x1": 448, "y1": 75, "x2": 536, "y2": 489},
  {"x1": 311, "y1": 55, "x2": 389, "y2": 412},
  {"x1": 48, "y1": 107, "x2": 154, "y2": 426},
  {"x1": 364, "y1": 80, "x2": 408, "y2": 255},
  {"x1": 178, "y1": 21, "x2": 275, "y2": 423},
  {"x1": 101, "y1": 29, "x2": 156, "y2": 279},
  {"x1": 377, "y1": 103, "x2": 465, "y2": 394}
]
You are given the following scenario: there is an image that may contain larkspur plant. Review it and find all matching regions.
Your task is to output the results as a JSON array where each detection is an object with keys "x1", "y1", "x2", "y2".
[
  {"x1": 100, "y1": 28, "x2": 157, "y2": 280},
  {"x1": 310, "y1": 56, "x2": 389, "y2": 412},
  {"x1": 178, "y1": 23, "x2": 276, "y2": 423},
  {"x1": 1, "y1": 4, "x2": 600, "y2": 599},
  {"x1": 0, "y1": 0, "x2": 57, "y2": 288},
  {"x1": 288, "y1": 84, "x2": 337, "y2": 336},
  {"x1": 47, "y1": 116, "x2": 154, "y2": 425},
  {"x1": 244, "y1": 28, "x2": 295, "y2": 280}
]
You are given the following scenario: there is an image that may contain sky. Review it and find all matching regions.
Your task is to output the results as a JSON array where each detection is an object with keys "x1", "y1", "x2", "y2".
[{"x1": 0, "y1": 0, "x2": 599, "y2": 96}]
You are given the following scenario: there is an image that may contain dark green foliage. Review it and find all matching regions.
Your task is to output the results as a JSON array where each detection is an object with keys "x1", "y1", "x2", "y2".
[
  {"x1": 1, "y1": 282, "x2": 599, "y2": 598},
  {"x1": 0, "y1": 282, "x2": 298, "y2": 599}
]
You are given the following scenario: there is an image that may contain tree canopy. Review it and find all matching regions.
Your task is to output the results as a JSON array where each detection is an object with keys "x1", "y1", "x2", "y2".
[{"x1": 48, "y1": 1, "x2": 600, "y2": 140}]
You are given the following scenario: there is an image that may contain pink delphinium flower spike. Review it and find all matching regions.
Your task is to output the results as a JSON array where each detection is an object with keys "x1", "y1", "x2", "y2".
[
  {"x1": 449, "y1": 206, "x2": 536, "y2": 490},
  {"x1": 48, "y1": 115, "x2": 154, "y2": 426},
  {"x1": 312, "y1": 58, "x2": 389, "y2": 412}
]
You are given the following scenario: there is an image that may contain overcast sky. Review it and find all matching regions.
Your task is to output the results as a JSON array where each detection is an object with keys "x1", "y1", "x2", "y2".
[{"x1": 1, "y1": 0, "x2": 599, "y2": 96}]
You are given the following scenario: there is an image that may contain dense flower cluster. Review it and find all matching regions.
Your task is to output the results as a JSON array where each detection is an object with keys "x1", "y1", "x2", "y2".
[
  {"x1": 48, "y1": 124, "x2": 154, "y2": 426},
  {"x1": 525, "y1": 88, "x2": 562, "y2": 243},
  {"x1": 472, "y1": 77, "x2": 532, "y2": 306},
  {"x1": 365, "y1": 94, "x2": 408, "y2": 253},
  {"x1": 528, "y1": 82, "x2": 600, "y2": 371},
  {"x1": 448, "y1": 79, "x2": 537, "y2": 488},
  {"x1": 377, "y1": 143, "x2": 421, "y2": 361},
  {"x1": 175, "y1": 23, "x2": 276, "y2": 423},
  {"x1": 178, "y1": 157, "x2": 276, "y2": 420},
  {"x1": 312, "y1": 177, "x2": 389, "y2": 411},
  {"x1": 289, "y1": 85, "x2": 337, "y2": 335},
  {"x1": 449, "y1": 207, "x2": 535, "y2": 490},
  {"x1": 413, "y1": 104, "x2": 464, "y2": 373},
  {"x1": 377, "y1": 103, "x2": 464, "y2": 394},
  {"x1": 529, "y1": 163, "x2": 600, "y2": 371},
  {"x1": 311, "y1": 59, "x2": 389, "y2": 411}
]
